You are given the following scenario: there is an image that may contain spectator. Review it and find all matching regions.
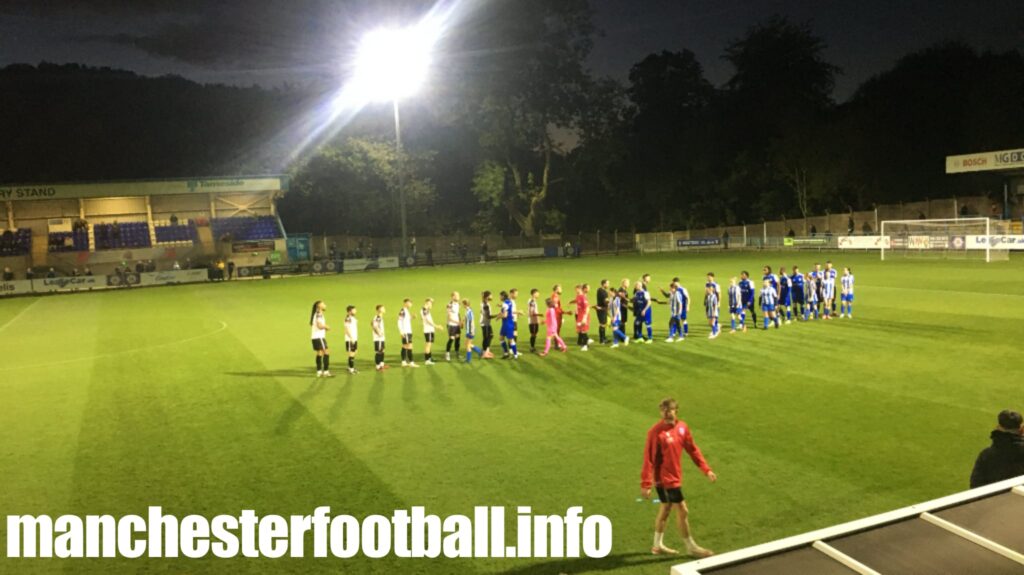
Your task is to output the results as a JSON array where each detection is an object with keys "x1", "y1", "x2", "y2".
[
  {"x1": 970, "y1": 410, "x2": 1024, "y2": 488},
  {"x1": 2, "y1": 266, "x2": 13, "y2": 281},
  {"x1": 722, "y1": 229, "x2": 730, "y2": 249},
  {"x1": 410, "y1": 235, "x2": 417, "y2": 257},
  {"x1": 111, "y1": 221, "x2": 121, "y2": 243},
  {"x1": 787, "y1": 228, "x2": 796, "y2": 238},
  {"x1": 426, "y1": 246, "x2": 434, "y2": 266},
  {"x1": 46, "y1": 267, "x2": 56, "y2": 278},
  {"x1": 169, "y1": 213, "x2": 179, "y2": 226},
  {"x1": 227, "y1": 260, "x2": 236, "y2": 280},
  {"x1": 84, "y1": 266, "x2": 93, "y2": 276},
  {"x1": 810, "y1": 224, "x2": 817, "y2": 237},
  {"x1": 847, "y1": 217, "x2": 855, "y2": 235},
  {"x1": 172, "y1": 260, "x2": 181, "y2": 271},
  {"x1": 185, "y1": 257, "x2": 192, "y2": 270},
  {"x1": 216, "y1": 260, "x2": 226, "y2": 281},
  {"x1": 71, "y1": 268, "x2": 80, "y2": 277},
  {"x1": 26, "y1": 267, "x2": 34, "y2": 280},
  {"x1": 861, "y1": 221, "x2": 873, "y2": 234},
  {"x1": 480, "y1": 238, "x2": 488, "y2": 260},
  {"x1": 135, "y1": 261, "x2": 144, "y2": 274},
  {"x1": 329, "y1": 242, "x2": 337, "y2": 260}
]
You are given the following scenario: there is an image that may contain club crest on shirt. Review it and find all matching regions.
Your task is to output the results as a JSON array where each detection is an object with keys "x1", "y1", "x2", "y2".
[{"x1": 677, "y1": 425, "x2": 687, "y2": 437}]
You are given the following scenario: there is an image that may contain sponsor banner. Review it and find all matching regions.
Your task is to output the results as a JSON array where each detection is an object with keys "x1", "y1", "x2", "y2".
[
  {"x1": 838, "y1": 235, "x2": 892, "y2": 249},
  {"x1": 497, "y1": 247, "x2": 546, "y2": 260},
  {"x1": 0, "y1": 280, "x2": 34, "y2": 296},
  {"x1": 342, "y1": 257, "x2": 399, "y2": 272},
  {"x1": 966, "y1": 235, "x2": 1024, "y2": 250},
  {"x1": 0, "y1": 176, "x2": 286, "y2": 202},
  {"x1": 106, "y1": 273, "x2": 140, "y2": 287},
  {"x1": 676, "y1": 238, "x2": 722, "y2": 248},
  {"x1": 138, "y1": 269, "x2": 209, "y2": 286},
  {"x1": 232, "y1": 240, "x2": 276, "y2": 253},
  {"x1": 784, "y1": 237, "x2": 829, "y2": 246},
  {"x1": 949, "y1": 236, "x2": 966, "y2": 250},
  {"x1": 946, "y1": 148, "x2": 1024, "y2": 174},
  {"x1": 37, "y1": 276, "x2": 104, "y2": 292},
  {"x1": 907, "y1": 236, "x2": 931, "y2": 249}
]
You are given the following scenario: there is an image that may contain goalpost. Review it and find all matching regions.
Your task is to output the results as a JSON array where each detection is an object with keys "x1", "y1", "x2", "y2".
[{"x1": 880, "y1": 217, "x2": 1009, "y2": 262}]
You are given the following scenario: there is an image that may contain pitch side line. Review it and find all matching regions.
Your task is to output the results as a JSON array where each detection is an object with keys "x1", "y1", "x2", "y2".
[
  {"x1": 865, "y1": 285, "x2": 1024, "y2": 299},
  {"x1": 0, "y1": 299, "x2": 40, "y2": 334},
  {"x1": 0, "y1": 321, "x2": 229, "y2": 372}
]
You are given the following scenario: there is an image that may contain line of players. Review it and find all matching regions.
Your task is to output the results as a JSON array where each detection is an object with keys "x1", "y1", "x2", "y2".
[{"x1": 308, "y1": 261, "x2": 855, "y2": 376}]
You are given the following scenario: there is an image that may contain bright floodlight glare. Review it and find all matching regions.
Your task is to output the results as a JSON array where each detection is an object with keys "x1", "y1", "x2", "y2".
[{"x1": 352, "y1": 22, "x2": 438, "y2": 102}]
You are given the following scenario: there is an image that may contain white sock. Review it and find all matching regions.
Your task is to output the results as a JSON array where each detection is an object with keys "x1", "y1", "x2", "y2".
[
  {"x1": 683, "y1": 536, "x2": 698, "y2": 552},
  {"x1": 654, "y1": 532, "x2": 664, "y2": 548}
]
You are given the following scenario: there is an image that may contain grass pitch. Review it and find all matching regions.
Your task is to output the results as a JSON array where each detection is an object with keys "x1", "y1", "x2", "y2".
[{"x1": 1, "y1": 251, "x2": 1022, "y2": 574}]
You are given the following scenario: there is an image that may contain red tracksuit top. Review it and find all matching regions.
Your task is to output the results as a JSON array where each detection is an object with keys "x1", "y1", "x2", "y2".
[{"x1": 641, "y1": 419, "x2": 712, "y2": 489}]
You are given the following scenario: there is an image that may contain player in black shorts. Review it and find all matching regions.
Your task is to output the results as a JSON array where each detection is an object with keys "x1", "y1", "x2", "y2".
[{"x1": 595, "y1": 279, "x2": 610, "y2": 344}]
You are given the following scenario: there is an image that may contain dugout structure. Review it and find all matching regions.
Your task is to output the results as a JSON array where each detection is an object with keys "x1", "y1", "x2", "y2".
[
  {"x1": 672, "y1": 475, "x2": 1024, "y2": 575},
  {"x1": 0, "y1": 176, "x2": 288, "y2": 275},
  {"x1": 879, "y1": 217, "x2": 1009, "y2": 262}
]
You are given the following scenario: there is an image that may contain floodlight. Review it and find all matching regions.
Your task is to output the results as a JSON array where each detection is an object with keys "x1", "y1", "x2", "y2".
[{"x1": 351, "y1": 22, "x2": 439, "y2": 102}]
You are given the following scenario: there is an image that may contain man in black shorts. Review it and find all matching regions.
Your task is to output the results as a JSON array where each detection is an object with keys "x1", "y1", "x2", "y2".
[
  {"x1": 596, "y1": 279, "x2": 610, "y2": 344},
  {"x1": 640, "y1": 398, "x2": 716, "y2": 557}
]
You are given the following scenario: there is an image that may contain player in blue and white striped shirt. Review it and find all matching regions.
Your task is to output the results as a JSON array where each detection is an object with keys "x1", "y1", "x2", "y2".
[
  {"x1": 705, "y1": 272, "x2": 720, "y2": 339},
  {"x1": 462, "y1": 298, "x2": 484, "y2": 362},
  {"x1": 728, "y1": 277, "x2": 745, "y2": 333},
  {"x1": 821, "y1": 267, "x2": 837, "y2": 320},
  {"x1": 609, "y1": 288, "x2": 630, "y2": 347},
  {"x1": 840, "y1": 267, "x2": 855, "y2": 318},
  {"x1": 804, "y1": 271, "x2": 819, "y2": 320},
  {"x1": 665, "y1": 282, "x2": 684, "y2": 342},
  {"x1": 759, "y1": 279, "x2": 780, "y2": 329}
]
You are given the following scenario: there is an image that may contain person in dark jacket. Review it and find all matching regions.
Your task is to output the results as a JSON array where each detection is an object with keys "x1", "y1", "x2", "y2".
[{"x1": 970, "y1": 410, "x2": 1024, "y2": 488}]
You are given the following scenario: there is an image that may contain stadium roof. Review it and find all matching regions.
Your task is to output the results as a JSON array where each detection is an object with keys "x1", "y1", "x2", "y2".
[
  {"x1": 672, "y1": 474, "x2": 1024, "y2": 575},
  {"x1": 946, "y1": 148, "x2": 1024, "y2": 175},
  {"x1": 0, "y1": 175, "x2": 288, "y2": 202}
]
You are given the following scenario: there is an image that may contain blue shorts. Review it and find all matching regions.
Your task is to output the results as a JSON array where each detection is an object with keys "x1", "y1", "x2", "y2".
[
  {"x1": 612, "y1": 319, "x2": 621, "y2": 328},
  {"x1": 500, "y1": 324, "x2": 515, "y2": 339},
  {"x1": 729, "y1": 306, "x2": 742, "y2": 314},
  {"x1": 780, "y1": 292, "x2": 792, "y2": 306},
  {"x1": 743, "y1": 299, "x2": 755, "y2": 310},
  {"x1": 842, "y1": 293, "x2": 854, "y2": 302},
  {"x1": 679, "y1": 311, "x2": 687, "y2": 321},
  {"x1": 762, "y1": 304, "x2": 775, "y2": 312}
]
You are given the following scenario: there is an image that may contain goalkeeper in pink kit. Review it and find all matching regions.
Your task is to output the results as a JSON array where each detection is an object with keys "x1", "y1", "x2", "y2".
[{"x1": 539, "y1": 298, "x2": 568, "y2": 356}]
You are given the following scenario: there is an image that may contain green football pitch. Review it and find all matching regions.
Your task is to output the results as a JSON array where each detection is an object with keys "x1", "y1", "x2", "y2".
[{"x1": 1, "y1": 251, "x2": 1022, "y2": 574}]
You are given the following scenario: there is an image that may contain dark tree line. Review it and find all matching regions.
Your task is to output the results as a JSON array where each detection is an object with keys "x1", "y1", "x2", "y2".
[{"x1": 1, "y1": 9, "x2": 1021, "y2": 236}]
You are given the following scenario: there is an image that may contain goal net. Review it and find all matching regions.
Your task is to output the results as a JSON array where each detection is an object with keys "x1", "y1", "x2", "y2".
[{"x1": 880, "y1": 218, "x2": 1010, "y2": 262}]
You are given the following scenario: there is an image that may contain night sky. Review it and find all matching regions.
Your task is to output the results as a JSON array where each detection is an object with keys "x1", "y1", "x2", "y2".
[{"x1": 1, "y1": 0, "x2": 1020, "y2": 102}]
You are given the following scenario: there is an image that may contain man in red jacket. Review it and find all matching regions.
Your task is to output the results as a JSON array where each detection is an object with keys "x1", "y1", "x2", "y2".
[{"x1": 641, "y1": 397, "x2": 717, "y2": 557}]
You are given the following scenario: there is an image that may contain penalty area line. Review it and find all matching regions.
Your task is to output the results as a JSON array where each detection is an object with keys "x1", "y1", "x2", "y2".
[{"x1": 0, "y1": 321, "x2": 229, "y2": 372}]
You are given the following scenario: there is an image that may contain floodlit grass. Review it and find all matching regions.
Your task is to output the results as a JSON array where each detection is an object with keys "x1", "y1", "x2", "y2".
[{"x1": 1, "y1": 251, "x2": 1022, "y2": 574}]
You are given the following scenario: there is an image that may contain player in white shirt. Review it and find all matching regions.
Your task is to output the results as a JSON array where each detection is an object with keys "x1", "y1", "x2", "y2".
[
  {"x1": 821, "y1": 264, "x2": 837, "y2": 320},
  {"x1": 445, "y1": 291, "x2": 461, "y2": 362},
  {"x1": 528, "y1": 289, "x2": 541, "y2": 352},
  {"x1": 372, "y1": 304, "x2": 388, "y2": 371},
  {"x1": 310, "y1": 300, "x2": 332, "y2": 377},
  {"x1": 840, "y1": 267, "x2": 855, "y2": 318},
  {"x1": 421, "y1": 297, "x2": 436, "y2": 365},
  {"x1": 397, "y1": 298, "x2": 418, "y2": 367},
  {"x1": 344, "y1": 305, "x2": 358, "y2": 374}
]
